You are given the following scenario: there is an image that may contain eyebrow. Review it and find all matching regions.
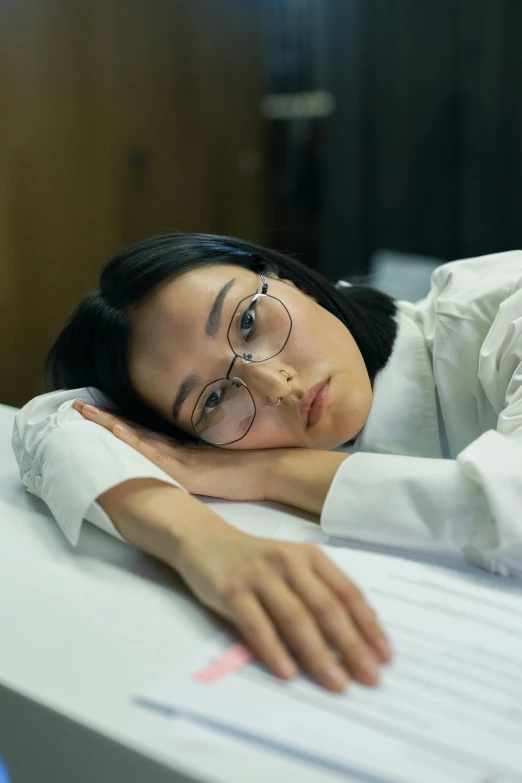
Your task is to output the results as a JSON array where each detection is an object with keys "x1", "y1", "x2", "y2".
[
  {"x1": 172, "y1": 278, "x2": 236, "y2": 422},
  {"x1": 172, "y1": 374, "x2": 200, "y2": 422},
  {"x1": 205, "y1": 278, "x2": 235, "y2": 338}
]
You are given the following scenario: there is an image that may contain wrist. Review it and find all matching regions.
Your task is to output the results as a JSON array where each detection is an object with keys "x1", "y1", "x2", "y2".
[
  {"x1": 269, "y1": 449, "x2": 351, "y2": 516},
  {"x1": 97, "y1": 478, "x2": 234, "y2": 571}
]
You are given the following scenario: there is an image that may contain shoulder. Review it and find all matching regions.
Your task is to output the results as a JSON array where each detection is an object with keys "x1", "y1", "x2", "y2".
[
  {"x1": 401, "y1": 251, "x2": 522, "y2": 362},
  {"x1": 429, "y1": 250, "x2": 522, "y2": 312}
]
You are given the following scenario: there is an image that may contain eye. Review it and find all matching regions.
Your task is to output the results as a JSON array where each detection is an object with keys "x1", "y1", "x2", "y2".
[
  {"x1": 239, "y1": 297, "x2": 259, "y2": 341},
  {"x1": 194, "y1": 384, "x2": 227, "y2": 430},
  {"x1": 203, "y1": 387, "x2": 223, "y2": 414}
]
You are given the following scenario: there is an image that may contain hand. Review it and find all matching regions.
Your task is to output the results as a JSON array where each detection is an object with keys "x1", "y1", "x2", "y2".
[
  {"x1": 79, "y1": 401, "x2": 393, "y2": 692},
  {"x1": 72, "y1": 401, "x2": 271, "y2": 501},
  {"x1": 176, "y1": 524, "x2": 392, "y2": 691}
]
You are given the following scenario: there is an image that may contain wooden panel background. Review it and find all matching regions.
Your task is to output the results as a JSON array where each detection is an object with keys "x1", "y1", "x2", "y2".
[{"x1": 0, "y1": 0, "x2": 263, "y2": 408}]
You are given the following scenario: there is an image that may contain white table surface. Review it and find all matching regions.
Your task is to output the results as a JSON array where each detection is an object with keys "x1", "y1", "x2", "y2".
[{"x1": 0, "y1": 403, "x2": 355, "y2": 783}]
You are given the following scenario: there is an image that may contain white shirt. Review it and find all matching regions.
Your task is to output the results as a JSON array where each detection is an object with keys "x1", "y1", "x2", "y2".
[{"x1": 11, "y1": 250, "x2": 522, "y2": 575}]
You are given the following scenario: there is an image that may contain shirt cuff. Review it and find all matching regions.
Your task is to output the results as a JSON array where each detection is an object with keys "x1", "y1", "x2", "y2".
[
  {"x1": 320, "y1": 451, "x2": 489, "y2": 551},
  {"x1": 84, "y1": 500, "x2": 127, "y2": 542},
  {"x1": 36, "y1": 419, "x2": 187, "y2": 546}
]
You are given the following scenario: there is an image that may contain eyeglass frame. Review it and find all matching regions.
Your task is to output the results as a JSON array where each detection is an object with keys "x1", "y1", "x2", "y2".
[{"x1": 190, "y1": 272, "x2": 293, "y2": 446}]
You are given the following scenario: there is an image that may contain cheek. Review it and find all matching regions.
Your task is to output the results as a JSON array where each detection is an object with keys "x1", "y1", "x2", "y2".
[
  {"x1": 288, "y1": 311, "x2": 326, "y2": 360},
  {"x1": 335, "y1": 383, "x2": 372, "y2": 433},
  {"x1": 225, "y1": 408, "x2": 300, "y2": 450},
  {"x1": 326, "y1": 362, "x2": 372, "y2": 444}
]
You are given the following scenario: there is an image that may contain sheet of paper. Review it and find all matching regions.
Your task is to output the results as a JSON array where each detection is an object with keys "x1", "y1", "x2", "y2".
[
  {"x1": 138, "y1": 548, "x2": 522, "y2": 783},
  {"x1": 168, "y1": 714, "x2": 247, "y2": 753}
]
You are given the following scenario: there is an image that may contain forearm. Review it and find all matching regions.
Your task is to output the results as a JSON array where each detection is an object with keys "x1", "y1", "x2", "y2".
[
  {"x1": 97, "y1": 478, "x2": 235, "y2": 572},
  {"x1": 268, "y1": 450, "x2": 351, "y2": 516},
  {"x1": 93, "y1": 470, "x2": 391, "y2": 692}
]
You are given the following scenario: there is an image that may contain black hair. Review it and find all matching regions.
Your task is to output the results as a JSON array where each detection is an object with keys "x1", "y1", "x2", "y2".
[{"x1": 45, "y1": 233, "x2": 398, "y2": 442}]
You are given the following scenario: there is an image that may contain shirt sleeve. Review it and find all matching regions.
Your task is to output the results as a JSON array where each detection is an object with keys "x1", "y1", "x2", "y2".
[
  {"x1": 11, "y1": 387, "x2": 188, "y2": 547},
  {"x1": 321, "y1": 269, "x2": 522, "y2": 578},
  {"x1": 320, "y1": 447, "x2": 503, "y2": 569}
]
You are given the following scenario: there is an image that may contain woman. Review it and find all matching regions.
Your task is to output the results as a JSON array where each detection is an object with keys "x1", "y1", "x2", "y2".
[{"x1": 12, "y1": 234, "x2": 522, "y2": 692}]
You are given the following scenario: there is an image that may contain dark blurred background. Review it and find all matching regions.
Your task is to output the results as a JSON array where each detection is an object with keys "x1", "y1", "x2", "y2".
[{"x1": 2, "y1": 0, "x2": 522, "y2": 408}]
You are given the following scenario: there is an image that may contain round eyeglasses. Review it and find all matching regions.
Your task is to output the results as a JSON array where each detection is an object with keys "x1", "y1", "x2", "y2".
[{"x1": 191, "y1": 273, "x2": 292, "y2": 445}]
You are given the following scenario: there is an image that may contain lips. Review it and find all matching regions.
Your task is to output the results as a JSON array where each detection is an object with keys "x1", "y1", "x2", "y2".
[{"x1": 299, "y1": 378, "x2": 331, "y2": 427}]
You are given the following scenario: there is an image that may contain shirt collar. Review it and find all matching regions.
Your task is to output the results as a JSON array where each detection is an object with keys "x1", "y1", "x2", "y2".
[{"x1": 350, "y1": 306, "x2": 442, "y2": 458}]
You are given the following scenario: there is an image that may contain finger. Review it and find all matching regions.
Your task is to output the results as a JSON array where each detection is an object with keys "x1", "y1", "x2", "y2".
[
  {"x1": 74, "y1": 404, "x2": 140, "y2": 449},
  {"x1": 313, "y1": 550, "x2": 392, "y2": 664},
  {"x1": 226, "y1": 589, "x2": 298, "y2": 681},
  {"x1": 73, "y1": 401, "x2": 127, "y2": 433},
  {"x1": 73, "y1": 401, "x2": 157, "y2": 458},
  {"x1": 73, "y1": 401, "x2": 181, "y2": 461},
  {"x1": 111, "y1": 422, "x2": 164, "y2": 459},
  {"x1": 72, "y1": 399, "x2": 115, "y2": 418},
  {"x1": 256, "y1": 579, "x2": 349, "y2": 693},
  {"x1": 73, "y1": 399, "x2": 95, "y2": 417},
  {"x1": 285, "y1": 568, "x2": 380, "y2": 686}
]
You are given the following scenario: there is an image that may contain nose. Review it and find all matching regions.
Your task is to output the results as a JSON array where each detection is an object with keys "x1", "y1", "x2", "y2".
[{"x1": 236, "y1": 359, "x2": 290, "y2": 404}]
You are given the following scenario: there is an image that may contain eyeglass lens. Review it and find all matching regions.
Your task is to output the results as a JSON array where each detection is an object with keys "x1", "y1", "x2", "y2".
[{"x1": 192, "y1": 291, "x2": 291, "y2": 445}]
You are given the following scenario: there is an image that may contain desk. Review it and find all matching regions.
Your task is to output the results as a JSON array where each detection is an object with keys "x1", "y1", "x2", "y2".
[{"x1": 0, "y1": 404, "x2": 349, "y2": 783}]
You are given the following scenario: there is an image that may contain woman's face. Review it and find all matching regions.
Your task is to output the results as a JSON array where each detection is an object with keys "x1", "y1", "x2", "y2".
[{"x1": 129, "y1": 264, "x2": 373, "y2": 450}]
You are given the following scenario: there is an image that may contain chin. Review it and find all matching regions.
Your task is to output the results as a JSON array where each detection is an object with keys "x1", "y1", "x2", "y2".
[
  {"x1": 308, "y1": 426, "x2": 350, "y2": 451},
  {"x1": 315, "y1": 408, "x2": 368, "y2": 450},
  {"x1": 316, "y1": 434, "x2": 352, "y2": 451}
]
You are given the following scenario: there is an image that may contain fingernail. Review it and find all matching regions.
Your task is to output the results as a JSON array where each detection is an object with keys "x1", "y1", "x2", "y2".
[
  {"x1": 83, "y1": 405, "x2": 99, "y2": 416},
  {"x1": 374, "y1": 635, "x2": 393, "y2": 662},
  {"x1": 279, "y1": 660, "x2": 298, "y2": 679},
  {"x1": 114, "y1": 424, "x2": 130, "y2": 438},
  {"x1": 358, "y1": 656, "x2": 380, "y2": 685},
  {"x1": 323, "y1": 664, "x2": 349, "y2": 691}
]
